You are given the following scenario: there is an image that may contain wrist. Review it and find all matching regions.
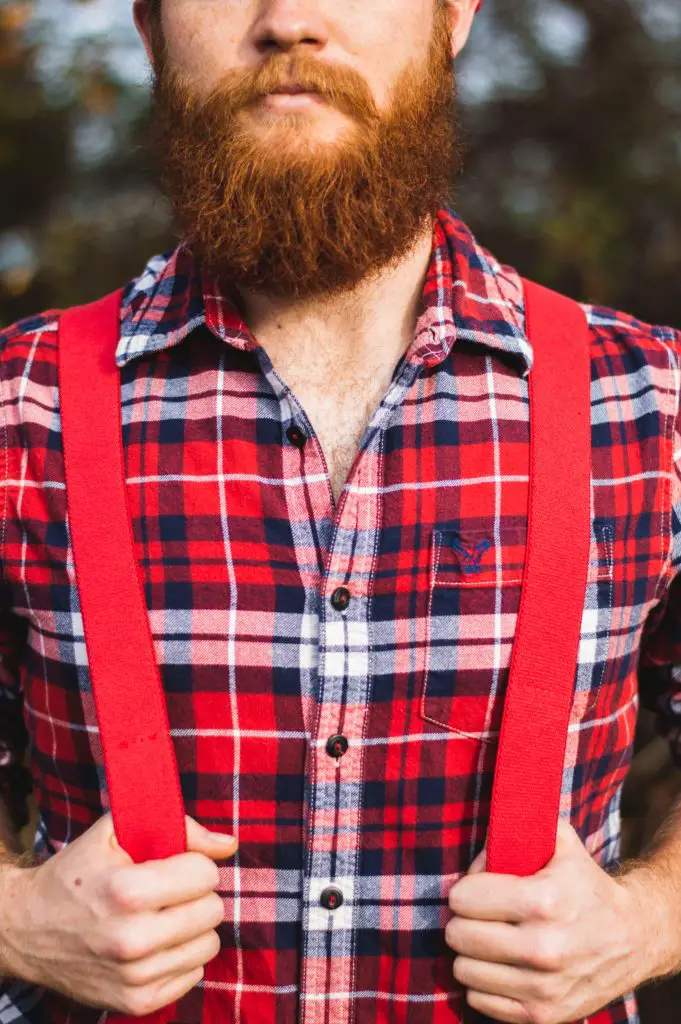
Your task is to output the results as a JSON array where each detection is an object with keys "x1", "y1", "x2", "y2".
[
  {"x1": 615, "y1": 861, "x2": 681, "y2": 985},
  {"x1": 0, "y1": 863, "x2": 39, "y2": 982}
]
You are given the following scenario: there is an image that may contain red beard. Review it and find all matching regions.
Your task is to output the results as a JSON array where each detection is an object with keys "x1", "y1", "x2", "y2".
[{"x1": 149, "y1": 5, "x2": 461, "y2": 301}]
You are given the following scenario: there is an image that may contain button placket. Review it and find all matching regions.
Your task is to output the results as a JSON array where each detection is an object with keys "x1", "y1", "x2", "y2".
[{"x1": 300, "y1": 451, "x2": 381, "y2": 1024}]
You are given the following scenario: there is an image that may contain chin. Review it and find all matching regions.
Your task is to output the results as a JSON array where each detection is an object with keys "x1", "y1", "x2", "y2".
[{"x1": 244, "y1": 112, "x2": 355, "y2": 154}]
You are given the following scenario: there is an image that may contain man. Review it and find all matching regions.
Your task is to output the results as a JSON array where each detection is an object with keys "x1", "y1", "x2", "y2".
[{"x1": 0, "y1": 1, "x2": 679, "y2": 1023}]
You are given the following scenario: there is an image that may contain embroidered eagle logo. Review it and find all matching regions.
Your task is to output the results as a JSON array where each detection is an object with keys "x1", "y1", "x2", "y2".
[{"x1": 451, "y1": 537, "x2": 492, "y2": 574}]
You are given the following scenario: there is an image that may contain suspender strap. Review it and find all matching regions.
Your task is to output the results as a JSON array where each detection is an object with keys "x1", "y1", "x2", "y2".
[
  {"x1": 59, "y1": 291, "x2": 185, "y2": 1024},
  {"x1": 485, "y1": 280, "x2": 592, "y2": 878}
]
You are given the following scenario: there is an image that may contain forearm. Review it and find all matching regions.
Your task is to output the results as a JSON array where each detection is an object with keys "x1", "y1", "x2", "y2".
[
  {"x1": 615, "y1": 793, "x2": 681, "y2": 983},
  {"x1": 0, "y1": 795, "x2": 37, "y2": 981}
]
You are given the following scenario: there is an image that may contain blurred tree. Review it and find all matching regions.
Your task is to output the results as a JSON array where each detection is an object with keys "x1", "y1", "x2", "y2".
[
  {"x1": 0, "y1": 0, "x2": 172, "y2": 326},
  {"x1": 0, "y1": 1, "x2": 73, "y2": 318},
  {"x1": 456, "y1": 0, "x2": 681, "y2": 324}
]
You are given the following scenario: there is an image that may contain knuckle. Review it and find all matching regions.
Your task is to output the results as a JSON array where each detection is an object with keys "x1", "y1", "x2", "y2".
[
  {"x1": 83, "y1": 925, "x2": 116, "y2": 959},
  {"x1": 107, "y1": 870, "x2": 140, "y2": 911},
  {"x1": 119, "y1": 960, "x2": 148, "y2": 987},
  {"x1": 533, "y1": 885, "x2": 560, "y2": 921},
  {"x1": 523, "y1": 884, "x2": 558, "y2": 921},
  {"x1": 122, "y1": 987, "x2": 158, "y2": 1018},
  {"x1": 525, "y1": 1003, "x2": 558, "y2": 1024},
  {"x1": 109, "y1": 925, "x2": 145, "y2": 963},
  {"x1": 527, "y1": 973, "x2": 555, "y2": 1002},
  {"x1": 186, "y1": 852, "x2": 220, "y2": 890},
  {"x1": 528, "y1": 931, "x2": 566, "y2": 972},
  {"x1": 540, "y1": 975, "x2": 565, "y2": 1005}
]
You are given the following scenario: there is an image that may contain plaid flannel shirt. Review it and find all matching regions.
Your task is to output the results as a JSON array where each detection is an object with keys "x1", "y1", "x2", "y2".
[{"x1": 0, "y1": 206, "x2": 680, "y2": 1024}]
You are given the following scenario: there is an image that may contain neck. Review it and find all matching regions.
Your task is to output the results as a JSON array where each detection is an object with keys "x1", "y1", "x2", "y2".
[{"x1": 230, "y1": 217, "x2": 435, "y2": 379}]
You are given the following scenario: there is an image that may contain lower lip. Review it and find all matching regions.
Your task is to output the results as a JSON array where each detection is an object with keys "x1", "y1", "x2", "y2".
[{"x1": 262, "y1": 92, "x2": 325, "y2": 109}]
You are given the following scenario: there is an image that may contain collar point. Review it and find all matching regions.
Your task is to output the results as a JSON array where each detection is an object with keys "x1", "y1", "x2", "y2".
[{"x1": 422, "y1": 351, "x2": 448, "y2": 369}]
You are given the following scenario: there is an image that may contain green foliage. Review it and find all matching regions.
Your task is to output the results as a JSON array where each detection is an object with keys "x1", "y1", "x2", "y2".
[
  {"x1": 456, "y1": 0, "x2": 681, "y2": 324},
  {"x1": 0, "y1": 1, "x2": 172, "y2": 326}
]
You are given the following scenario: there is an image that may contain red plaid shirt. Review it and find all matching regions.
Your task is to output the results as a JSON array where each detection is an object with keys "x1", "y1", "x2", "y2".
[{"x1": 0, "y1": 207, "x2": 680, "y2": 1024}]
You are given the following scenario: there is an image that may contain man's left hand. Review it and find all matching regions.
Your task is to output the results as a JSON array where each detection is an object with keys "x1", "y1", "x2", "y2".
[{"x1": 445, "y1": 818, "x2": 651, "y2": 1024}]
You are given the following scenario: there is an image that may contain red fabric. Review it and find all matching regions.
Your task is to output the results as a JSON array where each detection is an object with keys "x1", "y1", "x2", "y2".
[
  {"x1": 462, "y1": 282, "x2": 590, "y2": 1024},
  {"x1": 487, "y1": 280, "x2": 591, "y2": 878},
  {"x1": 58, "y1": 291, "x2": 186, "y2": 1024}
]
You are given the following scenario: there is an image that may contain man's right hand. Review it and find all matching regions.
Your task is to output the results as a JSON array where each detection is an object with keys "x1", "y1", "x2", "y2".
[{"x1": 0, "y1": 812, "x2": 237, "y2": 1017}]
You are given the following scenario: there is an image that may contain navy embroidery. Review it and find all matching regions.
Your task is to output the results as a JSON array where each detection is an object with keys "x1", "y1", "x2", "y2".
[{"x1": 451, "y1": 537, "x2": 491, "y2": 574}]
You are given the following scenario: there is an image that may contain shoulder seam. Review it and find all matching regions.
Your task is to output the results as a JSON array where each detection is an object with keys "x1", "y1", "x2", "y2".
[
  {"x1": 647, "y1": 329, "x2": 680, "y2": 597},
  {"x1": 0, "y1": 316, "x2": 60, "y2": 352}
]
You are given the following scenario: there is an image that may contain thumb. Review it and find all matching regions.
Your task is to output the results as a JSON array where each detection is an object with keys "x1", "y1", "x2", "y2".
[
  {"x1": 184, "y1": 815, "x2": 239, "y2": 860},
  {"x1": 547, "y1": 816, "x2": 588, "y2": 865}
]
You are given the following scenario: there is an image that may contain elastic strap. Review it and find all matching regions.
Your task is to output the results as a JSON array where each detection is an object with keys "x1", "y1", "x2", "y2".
[
  {"x1": 486, "y1": 280, "x2": 592, "y2": 877},
  {"x1": 59, "y1": 291, "x2": 185, "y2": 1024}
]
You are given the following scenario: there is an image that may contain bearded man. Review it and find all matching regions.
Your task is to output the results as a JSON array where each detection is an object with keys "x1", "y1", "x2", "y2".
[{"x1": 0, "y1": 2, "x2": 680, "y2": 1024}]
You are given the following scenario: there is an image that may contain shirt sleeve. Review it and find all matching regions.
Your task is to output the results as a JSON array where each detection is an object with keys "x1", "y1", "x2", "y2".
[
  {"x1": 0, "y1": 595, "x2": 32, "y2": 836},
  {"x1": 637, "y1": 361, "x2": 681, "y2": 769}
]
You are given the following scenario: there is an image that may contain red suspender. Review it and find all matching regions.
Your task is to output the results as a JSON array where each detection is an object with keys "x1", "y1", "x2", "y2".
[
  {"x1": 487, "y1": 280, "x2": 591, "y2": 877},
  {"x1": 57, "y1": 277, "x2": 591, "y2": 1022},
  {"x1": 59, "y1": 291, "x2": 185, "y2": 1024}
]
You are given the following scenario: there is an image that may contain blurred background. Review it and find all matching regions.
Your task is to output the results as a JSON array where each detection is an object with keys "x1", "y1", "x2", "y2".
[{"x1": 1, "y1": 0, "x2": 680, "y2": 1017}]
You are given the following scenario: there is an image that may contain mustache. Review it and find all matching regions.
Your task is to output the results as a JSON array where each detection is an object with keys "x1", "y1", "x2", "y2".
[{"x1": 166, "y1": 55, "x2": 380, "y2": 124}]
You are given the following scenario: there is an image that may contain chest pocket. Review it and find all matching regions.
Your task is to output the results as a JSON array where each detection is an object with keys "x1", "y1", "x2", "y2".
[{"x1": 420, "y1": 519, "x2": 614, "y2": 743}]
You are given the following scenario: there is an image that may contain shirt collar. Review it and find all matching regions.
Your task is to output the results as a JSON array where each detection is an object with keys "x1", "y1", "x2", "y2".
[{"x1": 117, "y1": 206, "x2": 533, "y2": 378}]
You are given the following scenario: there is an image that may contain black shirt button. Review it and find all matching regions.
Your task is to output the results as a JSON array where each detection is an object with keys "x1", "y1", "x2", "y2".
[
  {"x1": 326, "y1": 734, "x2": 349, "y2": 759},
  {"x1": 330, "y1": 587, "x2": 351, "y2": 612},
  {"x1": 286, "y1": 425, "x2": 307, "y2": 449},
  {"x1": 320, "y1": 886, "x2": 344, "y2": 910}
]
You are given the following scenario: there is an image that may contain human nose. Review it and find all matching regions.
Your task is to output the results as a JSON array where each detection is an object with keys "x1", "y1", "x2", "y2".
[{"x1": 251, "y1": 0, "x2": 329, "y2": 55}]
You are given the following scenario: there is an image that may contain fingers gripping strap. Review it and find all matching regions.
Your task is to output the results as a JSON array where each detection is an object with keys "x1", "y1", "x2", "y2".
[
  {"x1": 485, "y1": 281, "x2": 592, "y2": 878},
  {"x1": 59, "y1": 291, "x2": 186, "y2": 1024}
]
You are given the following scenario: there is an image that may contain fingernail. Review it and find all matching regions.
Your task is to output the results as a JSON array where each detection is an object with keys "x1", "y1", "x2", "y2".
[{"x1": 212, "y1": 832, "x2": 237, "y2": 846}]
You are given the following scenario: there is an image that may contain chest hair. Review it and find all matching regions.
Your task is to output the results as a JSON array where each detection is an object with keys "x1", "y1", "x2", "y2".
[{"x1": 287, "y1": 375, "x2": 389, "y2": 505}]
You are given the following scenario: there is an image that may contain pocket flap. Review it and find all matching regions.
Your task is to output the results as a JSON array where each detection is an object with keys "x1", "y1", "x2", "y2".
[
  {"x1": 433, "y1": 519, "x2": 613, "y2": 589},
  {"x1": 433, "y1": 524, "x2": 525, "y2": 588}
]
